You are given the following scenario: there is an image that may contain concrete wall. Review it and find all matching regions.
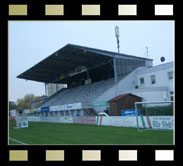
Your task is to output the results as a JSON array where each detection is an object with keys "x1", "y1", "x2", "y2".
[
  {"x1": 94, "y1": 68, "x2": 140, "y2": 104},
  {"x1": 120, "y1": 88, "x2": 170, "y2": 102},
  {"x1": 93, "y1": 68, "x2": 140, "y2": 113},
  {"x1": 45, "y1": 83, "x2": 67, "y2": 97},
  {"x1": 27, "y1": 116, "x2": 173, "y2": 130}
]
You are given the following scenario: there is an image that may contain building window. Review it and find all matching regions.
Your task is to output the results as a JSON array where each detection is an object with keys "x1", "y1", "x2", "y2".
[
  {"x1": 150, "y1": 75, "x2": 156, "y2": 84},
  {"x1": 139, "y1": 77, "x2": 145, "y2": 85},
  {"x1": 170, "y1": 91, "x2": 174, "y2": 101},
  {"x1": 168, "y1": 71, "x2": 173, "y2": 80}
]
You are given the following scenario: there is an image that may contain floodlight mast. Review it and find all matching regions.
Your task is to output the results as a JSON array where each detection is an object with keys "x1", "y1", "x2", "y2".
[
  {"x1": 115, "y1": 25, "x2": 120, "y2": 54},
  {"x1": 113, "y1": 25, "x2": 120, "y2": 97}
]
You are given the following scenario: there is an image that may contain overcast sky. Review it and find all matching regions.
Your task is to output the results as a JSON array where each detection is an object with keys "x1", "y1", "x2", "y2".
[{"x1": 9, "y1": 21, "x2": 174, "y2": 102}]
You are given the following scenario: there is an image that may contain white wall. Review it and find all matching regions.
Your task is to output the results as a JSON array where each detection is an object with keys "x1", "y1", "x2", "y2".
[
  {"x1": 93, "y1": 68, "x2": 140, "y2": 113},
  {"x1": 131, "y1": 89, "x2": 169, "y2": 102},
  {"x1": 94, "y1": 68, "x2": 140, "y2": 103},
  {"x1": 46, "y1": 83, "x2": 67, "y2": 97},
  {"x1": 137, "y1": 62, "x2": 174, "y2": 91},
  {"x1": 27, "y1": 116, "x2": 173, "y2": 130}
]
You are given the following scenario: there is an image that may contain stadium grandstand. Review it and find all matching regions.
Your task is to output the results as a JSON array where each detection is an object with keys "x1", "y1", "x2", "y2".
[{"x1": 17, "y1": 44, "x2": 153, "y2": 116}]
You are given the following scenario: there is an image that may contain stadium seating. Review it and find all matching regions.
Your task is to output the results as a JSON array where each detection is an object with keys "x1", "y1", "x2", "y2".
[{"x1": 39, "y1": 76, "x2": 124, "y2": 109}]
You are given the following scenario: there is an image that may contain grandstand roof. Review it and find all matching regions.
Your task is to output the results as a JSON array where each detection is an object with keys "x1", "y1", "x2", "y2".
[{"x1": 17, "y1": 44, "x2": 153, "y2": 83}]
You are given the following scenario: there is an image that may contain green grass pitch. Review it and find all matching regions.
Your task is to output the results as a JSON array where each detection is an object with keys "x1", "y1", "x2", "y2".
[{"x1": 9, "y1": 120, "x2": 173, "y2": 145}]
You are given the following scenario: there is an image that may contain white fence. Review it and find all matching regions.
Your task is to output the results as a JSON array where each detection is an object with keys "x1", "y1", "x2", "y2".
[
  {"x1": 28, "y1": 116, "x2": 73, "y2": 123},
  {"x1": 27, "y1": 116, "x2": 173, "y2": 130}
]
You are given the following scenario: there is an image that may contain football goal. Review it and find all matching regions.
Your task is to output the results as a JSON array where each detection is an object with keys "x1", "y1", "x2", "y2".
[{"x1": 135, "y1": 101, "x2": 174, "y2": 132}]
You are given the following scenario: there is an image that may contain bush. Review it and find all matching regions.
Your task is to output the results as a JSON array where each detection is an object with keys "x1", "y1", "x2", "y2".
[{"x1": 141, "y1": 105, "x2": 173, "y2": 116}]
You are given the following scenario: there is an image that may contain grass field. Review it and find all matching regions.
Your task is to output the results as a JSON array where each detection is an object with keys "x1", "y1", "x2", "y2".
[{"x1": 9, "y1": 120, "x2": 173, "y2": 145}]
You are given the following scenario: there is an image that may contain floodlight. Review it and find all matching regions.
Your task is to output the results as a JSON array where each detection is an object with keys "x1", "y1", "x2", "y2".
[{"x1": 115, "y1": 25, "x2": 120, "y2": 38}]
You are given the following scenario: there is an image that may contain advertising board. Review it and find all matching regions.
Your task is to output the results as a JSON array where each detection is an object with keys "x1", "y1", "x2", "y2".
[
  {"x1": 149, "y1": 116, "x2": 173, "y2": 130},
  {"x1": 41, "y1": 107, "x2": 50, "y2": 112},
  {"x1": 122, "y1": 109, "x2": 140, "y2": 116},
  {"x1": 21, "y1": 121, "x2": 28, "y2": 128},
  {"x1": 50, "y1": 103, "x2": 82, "y2": 111},
  {"x1": 73, "y1": 116, "x2": 96, "y2": 125}
]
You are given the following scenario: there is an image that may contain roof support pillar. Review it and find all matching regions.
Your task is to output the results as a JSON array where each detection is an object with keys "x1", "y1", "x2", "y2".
[
  {"x1": 87, "y1": 69, "x2": 89, "y2": 79},
  {"x1": 45, "y1": 83, "x2": 48, "y2": 97},
  {"x1": 113, "y1": 55, "x2": 118, "y2": 97}
]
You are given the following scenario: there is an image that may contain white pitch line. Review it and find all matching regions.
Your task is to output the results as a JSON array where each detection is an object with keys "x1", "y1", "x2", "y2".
[{"x1": 9, "y1": 137, "x2": 27, "y2": 145}]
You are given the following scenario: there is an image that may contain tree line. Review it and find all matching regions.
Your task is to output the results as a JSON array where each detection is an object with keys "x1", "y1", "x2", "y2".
[{"x1": 9, "y1": 94, "x2": 45, "y2": 111}]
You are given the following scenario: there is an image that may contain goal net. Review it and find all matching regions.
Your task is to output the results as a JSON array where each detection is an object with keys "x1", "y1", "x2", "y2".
[{"x1": 135, "y1": 101, "x2": 174, "y2": 131}]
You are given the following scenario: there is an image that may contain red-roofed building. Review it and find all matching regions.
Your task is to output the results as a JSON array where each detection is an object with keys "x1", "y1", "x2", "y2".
[{"x1": 108, "y1": 93, "x2": 142, "y2": 116}]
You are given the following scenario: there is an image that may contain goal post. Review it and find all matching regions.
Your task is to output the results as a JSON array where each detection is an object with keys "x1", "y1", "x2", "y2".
[{"x1": 135, "y1": 101, "x2": 174, "y2": 132}]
